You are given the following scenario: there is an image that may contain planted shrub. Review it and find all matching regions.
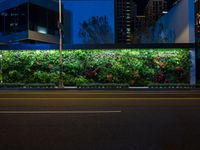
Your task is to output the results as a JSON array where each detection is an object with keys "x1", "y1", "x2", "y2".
[{"x1": 2, "y1": 48, "x2": 190, "y2": 86}]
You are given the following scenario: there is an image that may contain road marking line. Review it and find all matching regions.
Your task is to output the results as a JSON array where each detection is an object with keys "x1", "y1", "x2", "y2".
[
  {"x1": 0, "y1": 110, "x2": 122, "y2": 114},
  {"x1": 0, "y1": 98, "x2": 200, "y2": 100}
]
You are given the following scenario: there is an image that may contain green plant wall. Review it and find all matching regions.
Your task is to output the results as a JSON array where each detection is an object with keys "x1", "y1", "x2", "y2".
[
  {"x1": 1, "y1": 49, "x2": 190, "y2": 86},
  {"x1": 0, "y1": 53, "x2": 2, "y2": 83}
]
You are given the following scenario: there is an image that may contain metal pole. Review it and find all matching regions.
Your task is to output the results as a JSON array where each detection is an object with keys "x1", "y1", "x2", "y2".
[{"x1": 59, "y1": 0, "x2": 64, "y2": 88}]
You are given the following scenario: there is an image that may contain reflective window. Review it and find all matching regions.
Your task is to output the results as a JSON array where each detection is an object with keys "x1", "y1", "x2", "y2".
[
  {"x1": 29, "y1": 3, "x2": 58, "y2": 36},
  {"x1": 0, "y1": 3, "x2": 28, "y2": 35}
]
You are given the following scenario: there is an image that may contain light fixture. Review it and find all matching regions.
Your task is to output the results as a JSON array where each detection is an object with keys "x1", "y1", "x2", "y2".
[
  {"x1": 162, "y1": 11, "x2": 168, "y2": 14},
  {"x1": 37, "y1": 26, "x2": 47, "y2": 34}
]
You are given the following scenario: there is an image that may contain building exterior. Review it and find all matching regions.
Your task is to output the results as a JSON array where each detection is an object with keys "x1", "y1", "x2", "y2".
[
  {"x1": 195, "y1": 0, "x2": 200, "y2": 43},
  {"x1": 131, "y1": 15, "x2": 146, "y2": 43},
  {"x1": 135, "y1": 16, "x2": 146, "y2": 30},
  {"x1": 144, "y1": 0, "x2": 167, "y2": 26},
  {"x1": 195, "y1": 0, "x2": 200, "y2": 83},
  {"x1": 115, "y1": 0, "x2": 137, "y2": 44},
  {"x1": 0, "y1": 0, "x2": 59, "y2": 44}
]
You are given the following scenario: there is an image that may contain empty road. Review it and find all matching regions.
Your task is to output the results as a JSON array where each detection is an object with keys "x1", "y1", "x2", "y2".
[{"x1": 0, "y1": 90, "x2": 200, "y2": 150}]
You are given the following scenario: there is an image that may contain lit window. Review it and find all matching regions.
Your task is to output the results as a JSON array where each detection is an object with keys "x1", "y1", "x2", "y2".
[{"x1": 37, "y1": 26, "x2": 47, "y2": 34}]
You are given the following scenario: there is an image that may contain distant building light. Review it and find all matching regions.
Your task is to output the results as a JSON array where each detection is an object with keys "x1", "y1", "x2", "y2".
[
  {"x1": 127, "y1": 28, "x2": 131, "y2": 32},
  {"x1": 1, "y1": 12, "x2": 7, "y2": 16},
  {"x1": 162, "y1": 11, "x2": 168, "y2": 14},
  {"x1": 37, "y1": 26, "x2": 47, "y2": 34}
]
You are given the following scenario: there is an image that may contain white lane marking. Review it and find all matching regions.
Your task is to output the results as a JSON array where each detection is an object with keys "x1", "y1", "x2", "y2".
[{"x1": 0, "y1": 110, "x2": 122, "y2": 114}]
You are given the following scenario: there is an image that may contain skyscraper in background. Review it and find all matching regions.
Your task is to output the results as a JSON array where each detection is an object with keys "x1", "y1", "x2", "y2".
[
  {"x1": 132, "y1": 15, "x2": 146, "y2": 43},
  {"x1": 115, "y1": 0, "x2": 137, "y2": 44},
  {"x1": 144, "y1": 0, "x2": 167, "y2": 26}
]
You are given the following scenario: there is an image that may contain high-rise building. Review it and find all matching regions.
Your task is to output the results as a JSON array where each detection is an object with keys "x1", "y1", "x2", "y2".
[
  {"x1": 0, "y1": 0, "x2": 59, "y2": 44},
  {"x1": 144, "y1": 0, "x2": 167, "y2": 26},
  {"x1": 115, "y1": 0, "x2": 137, "y2": 44},
  {"x1": 135, "y1": 15, "x2": 146, "y2": 31},
  {"x1": 131, "y1": 15, "x2": 146, "y2": 43}
]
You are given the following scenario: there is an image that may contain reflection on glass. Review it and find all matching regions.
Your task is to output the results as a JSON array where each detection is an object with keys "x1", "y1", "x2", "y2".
[
  {"x1": 29, "y1": 3, "x2": 58, "y2": 36},
  {"x1": 0, "y1": 4, "x2": 28, "y2": 35},
  {"x1": 0, "y1": 2, "x2": 58, "y2": 36}
]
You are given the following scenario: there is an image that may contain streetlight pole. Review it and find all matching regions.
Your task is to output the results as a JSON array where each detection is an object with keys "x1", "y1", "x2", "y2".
[{"x1": 58, "y1": 0, "x2": 64, "y2": 88}]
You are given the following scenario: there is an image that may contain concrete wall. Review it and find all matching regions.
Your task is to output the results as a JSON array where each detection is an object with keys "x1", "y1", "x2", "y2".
[{"x1": 63, "y1": 0, "x2": 114, "y2": 44}]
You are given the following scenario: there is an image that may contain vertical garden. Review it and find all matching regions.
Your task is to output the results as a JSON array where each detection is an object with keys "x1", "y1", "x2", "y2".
[{"x1": 0, "y1": 48, "x2": 190, "y2": 86}]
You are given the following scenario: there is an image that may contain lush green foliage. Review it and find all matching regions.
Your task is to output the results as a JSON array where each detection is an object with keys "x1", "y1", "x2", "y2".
[
  {"x1": 2, "y1": 49, "x2": 190, "y2": 86},
  {"x1": 0, "y1": 53, "x2": 2, "y2": 83}
]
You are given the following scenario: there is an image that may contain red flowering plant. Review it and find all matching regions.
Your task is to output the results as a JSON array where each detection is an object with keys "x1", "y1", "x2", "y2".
[
  {"x1": 155, "y1": 72, "x2": 166, "y2": 83},
  {"x1": 175, "y1": 66, "x2": 186, "y2": 82}
]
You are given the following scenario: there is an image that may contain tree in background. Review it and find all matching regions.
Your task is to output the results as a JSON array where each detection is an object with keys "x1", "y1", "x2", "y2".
[{"x1": 78, "y1": 16, "x2": 113, "y2": 44}]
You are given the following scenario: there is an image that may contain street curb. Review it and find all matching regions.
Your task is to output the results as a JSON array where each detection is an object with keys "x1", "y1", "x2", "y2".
[{"x1": 0, "y1": 87, "x2": 197, "y2": 91}]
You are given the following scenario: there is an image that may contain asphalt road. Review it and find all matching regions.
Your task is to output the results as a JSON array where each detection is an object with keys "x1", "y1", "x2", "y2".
[{"x1": 0, "y1": 90, "x2": 200, "y2": 150}]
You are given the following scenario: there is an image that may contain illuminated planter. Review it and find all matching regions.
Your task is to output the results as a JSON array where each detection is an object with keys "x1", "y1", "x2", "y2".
[
  {"x1": 1, "y1": 48, "x2": 190, "y2": 86},
  {"x1": 0, "y1": 53, "x2": 2, "y2": 83}
]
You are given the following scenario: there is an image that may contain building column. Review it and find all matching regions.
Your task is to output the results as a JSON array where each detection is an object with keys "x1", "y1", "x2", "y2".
[{"x1": 190, "y1": 48, "x2": 196, "y2": 85}]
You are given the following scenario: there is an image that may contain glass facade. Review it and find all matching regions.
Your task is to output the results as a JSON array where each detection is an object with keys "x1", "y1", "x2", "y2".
[
  {"x1": 0, "y1": 2, "x2": 58, "y2": 36},
  {"x1": 29, "y1": 3, "x2": 58, "y2": 36},
  {"x1": 195, "y1": 0, "x2": 200, "y2": 83},
  {"x1": 0, "y1": 3, "x2": 28, "y2": 35}
]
